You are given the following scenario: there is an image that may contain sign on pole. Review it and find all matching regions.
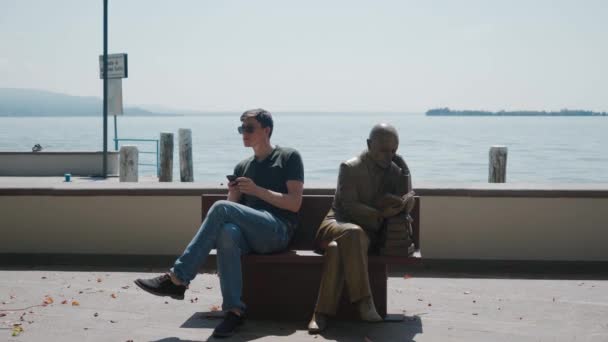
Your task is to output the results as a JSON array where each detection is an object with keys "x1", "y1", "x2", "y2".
[
  {"x1": 99, "y1": 53, "x2": 128, "y2": 79},
  {"x1": 108, "y1": 79, "x2": 123, "y2": 115}
]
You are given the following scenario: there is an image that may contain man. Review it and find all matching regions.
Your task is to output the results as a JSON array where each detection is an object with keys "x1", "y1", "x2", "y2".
[
  {"x1": 135, "y1": 109, "x2": 304, "y2": 338},
  {"x1": 308, "y1": 123, "x2": 414, "y2": 333}
]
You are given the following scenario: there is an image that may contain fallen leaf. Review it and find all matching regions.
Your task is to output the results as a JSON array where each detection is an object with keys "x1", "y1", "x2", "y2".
[
  {"x1": 210, "y1": 305, "x2": 221, "y2": 312},
  {"x1": 111, "y1": 293, "x2": 117, "y2": 299},
  {"x1": 72, "y1": 300, "x2": 80, "y2": 306},
  {"x1": 12, "y1": 324, "x2": 24, "y2": 336},
  {"x1": 61, "y1": 300, "x2": 68, "y2": 305},
  {"x1": 43, "y1": 296, "x2": 54, "y2": 305}
]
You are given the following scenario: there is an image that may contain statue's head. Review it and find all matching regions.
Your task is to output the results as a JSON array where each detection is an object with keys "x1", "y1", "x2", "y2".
[{"x1": 366, "y1": 123, "x2": 399, "y2": 169}]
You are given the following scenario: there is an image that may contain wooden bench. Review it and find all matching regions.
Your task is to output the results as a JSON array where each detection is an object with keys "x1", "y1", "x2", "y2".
[{"x1": 202, "y1": 194, "x2": 421, "y2": 321}]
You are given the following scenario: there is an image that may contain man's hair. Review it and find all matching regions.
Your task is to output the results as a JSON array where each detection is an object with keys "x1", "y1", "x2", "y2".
[{"x1": 240, "y1": 108, "x2": 274, "y2": 138}]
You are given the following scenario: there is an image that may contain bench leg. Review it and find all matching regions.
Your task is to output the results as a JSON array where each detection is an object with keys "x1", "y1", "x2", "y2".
[{"x1": 242, "y1": 260, "x2": 388, "y2": 321}]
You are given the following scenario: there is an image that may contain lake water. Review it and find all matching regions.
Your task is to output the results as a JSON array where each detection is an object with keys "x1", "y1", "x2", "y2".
[{"x1": 1, "y1": 113, "x2": 607, "y2": 186}]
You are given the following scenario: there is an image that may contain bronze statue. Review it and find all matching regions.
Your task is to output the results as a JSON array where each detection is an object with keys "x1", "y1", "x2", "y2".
[{"x1": 308, "y1": 123, "x2": 415, "y2": 333}]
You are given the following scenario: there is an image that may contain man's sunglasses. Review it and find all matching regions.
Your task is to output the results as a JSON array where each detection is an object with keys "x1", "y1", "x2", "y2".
[{"x1": 237, "y1": 124, "x2": 257, "y2": 134}]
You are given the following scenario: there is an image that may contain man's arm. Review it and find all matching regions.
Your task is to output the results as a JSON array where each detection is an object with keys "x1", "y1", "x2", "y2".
[{"x1": 235, "y1": 178, "x2": 303, "y2": 212}]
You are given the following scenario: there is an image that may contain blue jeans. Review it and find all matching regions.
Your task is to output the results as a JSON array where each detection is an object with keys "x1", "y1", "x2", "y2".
[{"x1": 171, "y1": 200, "x2": 291, "y2": 311}]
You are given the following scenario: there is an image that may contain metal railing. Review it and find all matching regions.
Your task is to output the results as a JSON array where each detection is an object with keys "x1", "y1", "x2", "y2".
[{"x1": 114, "y1": 138, "x2": 159, "y2": 176}]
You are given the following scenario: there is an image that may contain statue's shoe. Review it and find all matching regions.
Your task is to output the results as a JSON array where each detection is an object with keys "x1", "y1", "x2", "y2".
[
  {"x1": 308, "y1": 312, "x2": 328, "y2": 334},
  {"x1": 358, "y1": 296, "x2": 383, "y2": 322}
]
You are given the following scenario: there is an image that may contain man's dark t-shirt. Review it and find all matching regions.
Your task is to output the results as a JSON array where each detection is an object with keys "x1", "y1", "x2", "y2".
[{"x1": 233, "y1": 146, "x2": 304, "y2": 234}]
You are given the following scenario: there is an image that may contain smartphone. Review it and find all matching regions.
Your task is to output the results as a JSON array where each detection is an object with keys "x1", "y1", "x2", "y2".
[{"x1": 226, "y1": 175, "x2": 238, "y2": 182}]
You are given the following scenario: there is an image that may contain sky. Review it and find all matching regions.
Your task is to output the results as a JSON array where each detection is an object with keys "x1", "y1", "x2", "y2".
[{"x1": 0, "y1": 0, "x2": 607, "y2": 112}]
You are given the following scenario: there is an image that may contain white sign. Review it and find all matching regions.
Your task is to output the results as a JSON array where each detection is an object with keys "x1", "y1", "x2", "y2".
[
  {"x1": 99, "y1": 53, "x2": 128, "y2": 79},
  {"x1": 108, "y1": 79, "x2": 123, "y2": 115}
]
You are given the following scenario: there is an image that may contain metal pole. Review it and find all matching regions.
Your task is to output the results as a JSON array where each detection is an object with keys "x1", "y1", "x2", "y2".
[
  {"x1": 114, "y1": 115, "x2": 118, "y2": 150},
  {"x1": 102, "y1": 0, "x2": 108, "y2": 178}
]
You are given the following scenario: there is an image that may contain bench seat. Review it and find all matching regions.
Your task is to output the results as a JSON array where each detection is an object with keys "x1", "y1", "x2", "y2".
[{"x1": 202, "y1": 193, "x2": 421, "y2": 320}]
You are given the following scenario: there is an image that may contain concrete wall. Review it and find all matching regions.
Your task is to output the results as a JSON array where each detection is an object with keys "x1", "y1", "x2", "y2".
[
  {"x1": 0, "y1": 152, "x2": 119, "y2": 176},
  {"x1": 0, "y1": 196, "x2": 200, "y2": 255},
  {"x1": 1, "y1": 186, "x2": 607, "y2": 261},
  {"x1": 421, "y1": 196, "x2": 608, "y2": 261}
]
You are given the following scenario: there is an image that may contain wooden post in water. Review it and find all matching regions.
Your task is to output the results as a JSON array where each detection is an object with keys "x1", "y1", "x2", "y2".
[
  {"x1": 178, "y1": 128, "x2": 194, "y2": 182},
  {"x1": 489, "y1": 145, "x2": 507, "y2": 183},
  {"x1": 119, "y1": 145, "x2": 138, "y2": 182},
  {"x1": 159, "y1": 132, "x2": 174, "y2": 182}
]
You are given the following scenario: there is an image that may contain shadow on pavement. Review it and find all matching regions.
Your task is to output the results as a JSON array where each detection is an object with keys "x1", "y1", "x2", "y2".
[
  {"x1": 318, "y1": 315, "x2": 423, "y2": 342},
  {"x1": 168, "y1": 312, "x2": 422, "y2": 342}
]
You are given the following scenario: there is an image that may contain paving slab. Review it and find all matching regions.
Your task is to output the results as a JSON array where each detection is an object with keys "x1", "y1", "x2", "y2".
[{"x1": 1, "y1": 268, "x2": 607, "y2": 341}]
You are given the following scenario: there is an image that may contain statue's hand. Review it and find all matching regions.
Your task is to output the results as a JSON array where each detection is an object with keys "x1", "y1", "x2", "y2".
[
  {"x1": 402, "y1": 191, "x2": 416, "y2": 213},
  {"x1": 392, "y1": 154, "x2": 409, "y2": 174},
  {"x1": 376, "y1": 194, "x2": 403, "y2": 209},
  {"x1": 380, "y1": 201, "x2": 405, "y2": 218}
]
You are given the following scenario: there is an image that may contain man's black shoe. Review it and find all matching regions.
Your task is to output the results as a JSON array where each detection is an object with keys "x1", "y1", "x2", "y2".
[
  {"x1": 213, "y1": 311, "x2": 245, "y2": 338},
  {"x1": 134, "y1": 274, "x2": 186, "y2": 300}
]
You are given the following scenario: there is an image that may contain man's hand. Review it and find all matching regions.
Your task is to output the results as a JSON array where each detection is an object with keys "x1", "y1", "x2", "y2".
[
  {"x1": 227, "y1": 179, "x2": 240, "y2": 192},
  {"x1": 235, "y1": 177, "x2": 260, "y2": 196}
]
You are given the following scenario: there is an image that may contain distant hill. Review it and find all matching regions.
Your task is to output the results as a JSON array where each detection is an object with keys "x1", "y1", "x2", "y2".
[
  {"x1": 0, "y1": 88, "x2": 170, "y2": 116},
  {"x1": 426, "y1": 107, "x2": 607, "y2": 116}
]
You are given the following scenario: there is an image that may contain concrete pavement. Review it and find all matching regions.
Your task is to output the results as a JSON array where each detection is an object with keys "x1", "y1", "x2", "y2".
[{"x1": 1, "y1": 268, "x2": 607, "y2": 341}]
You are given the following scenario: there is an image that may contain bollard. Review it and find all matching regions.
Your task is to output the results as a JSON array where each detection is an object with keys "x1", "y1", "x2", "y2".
[
  {"x1": 178, "y1": 128, "x2": 194, "y2": 182},
  {"x1": 119, "y1": 145, "x2": 138, "y2": 182},
  {"x1": 489, "y1": 145, "x2": 507, "y2": 183},
  {"x1": 159, "y1": 132, "x2": 174, "y2": 182}
]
